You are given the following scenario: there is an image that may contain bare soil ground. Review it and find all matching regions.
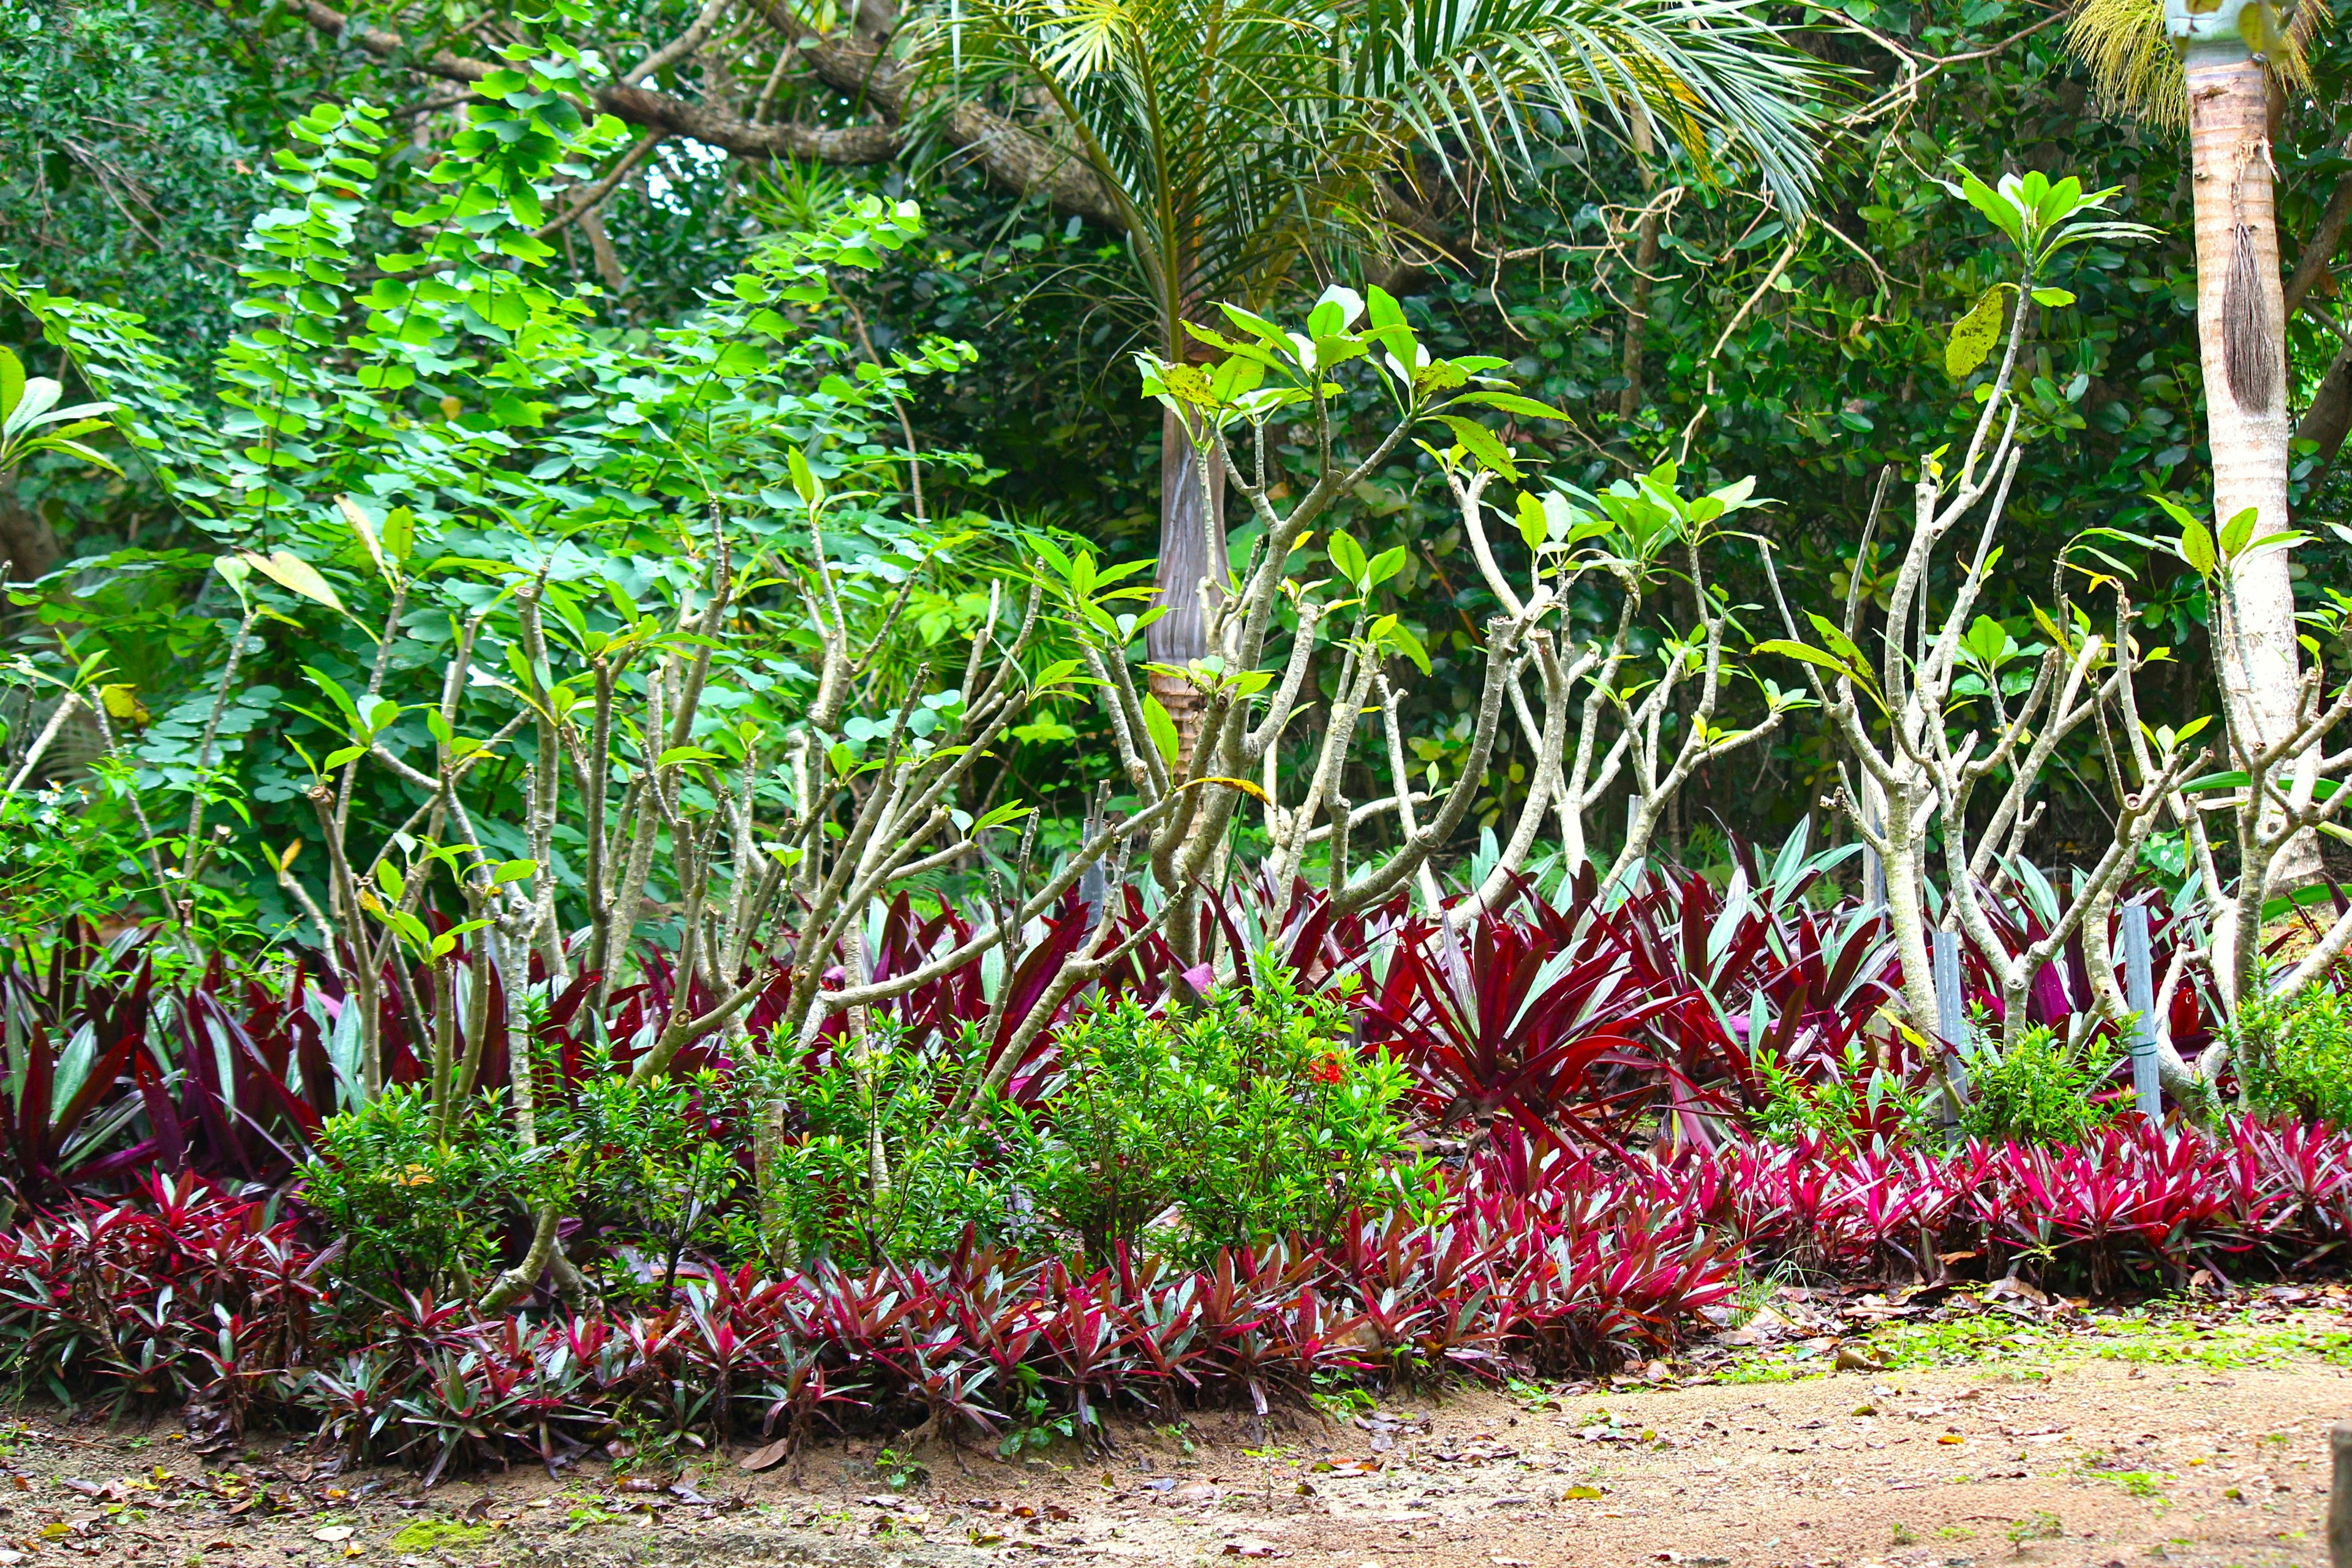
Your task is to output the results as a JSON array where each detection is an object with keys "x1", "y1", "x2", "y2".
[{"x1": 7, "y1": 1286, "x2": 2348, "y2": 1568}]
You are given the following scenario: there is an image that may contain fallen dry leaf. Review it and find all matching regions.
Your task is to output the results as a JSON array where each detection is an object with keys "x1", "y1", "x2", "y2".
[
  {"x1": 737, "y1": 1436, "x2": 793, "y2": 1473},
  {"x1": 311, "y1": 1525, "x2": 355, "y2": 1542}
]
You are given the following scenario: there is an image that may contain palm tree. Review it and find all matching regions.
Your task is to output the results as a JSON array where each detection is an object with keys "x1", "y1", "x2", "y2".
[
  {"x1": 2069, "y1": 0, "x2": 2316, "y2": 843},
  {"x1": 927, "y1": 0, "x2": 1829, "y2": 752}
]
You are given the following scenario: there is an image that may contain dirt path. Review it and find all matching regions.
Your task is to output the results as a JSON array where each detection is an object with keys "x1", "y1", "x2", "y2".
[{"x1": 8, "y1": 1294, "x2": 2348, "y2": 1568}]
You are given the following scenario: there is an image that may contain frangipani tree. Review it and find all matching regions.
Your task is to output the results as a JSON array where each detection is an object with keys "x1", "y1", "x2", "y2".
[{"x1": 1756, "y1": 169, "x2": 2173, "y2": 1044}]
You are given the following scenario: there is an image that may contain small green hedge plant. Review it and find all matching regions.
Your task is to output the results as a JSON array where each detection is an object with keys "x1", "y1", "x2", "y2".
[
  {"x1": 744, "y1": 1024, "x2": 1035, "y2": 1268},
  {"x1": 998, "y1": 965, "x2": 1426, "y2": 1263},
  {"x1": 301, "y1": 1087, "x2": 524, "y2": 1298},
  {"x1": 2233, "y1": 982, "x2": 2352, "y2": 1128},
  {"x1": 1747, "y1": 1039, "x2": 1939, "y2": 1148},
  {"x1": 1959, "y1": 1022, "x2": 2120, "y2": 1145}
]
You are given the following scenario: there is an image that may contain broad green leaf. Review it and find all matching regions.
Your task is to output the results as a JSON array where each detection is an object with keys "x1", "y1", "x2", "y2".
[
  {"x1": 1141, "y1": 692, "x2": 1180, "y2": 770},
  {"x1": 0, "y1": 348, "x2": 20, "y2": 421},
  {"x1": 2178, "y1": 519, "x2": 2217, "y2": 578},
  {"x1": 1962, "y1": 614, "x2": 2010, "y2": 664},
  {"x1": 1378, "y1": 615, "x2": 1431, "y2": 676},
  {"x1": 788, "y1": 448, "x2": 823, "y2": 507},
  {"x1": 971, "y1": 801, "x2": 1035, "y2": 834},
  {"x1": 1452, "y1": 390, "x2": 1570, "y2": 421},
  {"x1": 1327, "y1": 530, "x2": 1369, "y2": 586},
  {"x1": 1754, "y1": 639, "x2": 1859, "y2": 678},
  {"x1": 2217, "y1": 505, "x2": 2259, "y2": 559},
  {"x1": 1516, "y1": 491, "x2": 1548, "y2": 549},
  {"x1": 1804, "y1": 612, "x2": 1871, "y2": 677},
  {"x1": 1432, "y1": 415, "x2": 1521, "y2": 479}
]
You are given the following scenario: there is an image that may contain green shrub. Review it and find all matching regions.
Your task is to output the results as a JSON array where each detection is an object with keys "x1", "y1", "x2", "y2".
[
  {"x1": 543, "y1": 1063, "x2": 753, "y2": 1298},
  {"x1": 2234, "y1": 983, "x2": 2352, "y2": 1128},
  {"x1": 1000, "y1": 967, "x2": 1424, "y2": 1263},
  {"x1": 745, "y1": 1025, "x2": 1035, "y2": 1268},
  {"x1": 1746, "y1": 1040, "x2": 1937, "y2": 1147},
  {"x1": 1959, "y1": 1023, "x2": 2119, "y2": 1145},
  {"x1": 0, "y1": 784, "x2": 149, "y2": 945},
  {"x1": 301, "y1": 1088, "x2": 522, "y2": 1298}
]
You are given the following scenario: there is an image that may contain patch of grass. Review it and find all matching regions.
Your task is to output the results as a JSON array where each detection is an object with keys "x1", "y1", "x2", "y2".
[
  {"x1": 2085, "y1": 1466, "x2": 2166, "y2": 1501},
  {"x1": 389, "y1": 1519, "x2": 493, "y2": 1552},
  {"x1": 1850, "y1": 1303, "x2": 2352, "y2": 1375}
]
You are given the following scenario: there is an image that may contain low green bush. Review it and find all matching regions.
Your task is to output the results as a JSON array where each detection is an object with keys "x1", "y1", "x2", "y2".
[
  {"x1": 1959, "y1": 1023, "x2": 2120, "y2": 1145},
  {"x1": 300, "y1": 1088, "x2": 524, "y2": 1299},
  {"x1": 745, "y1": 1025, "x2": 1035, "y2": 1268},
  {"x1": 545, "y1": 1062, "x2": 752, "y2": 1298},
  {"x1": 1746, "y1": 1040, "x2": 1938, "y2": 1147},
  {"x1": 997, "y1": 967, "x2": 1424, "y2": 1263},
  {"x1": 2234, "y1": 982, "x2": 2352, "y2": 1129}
]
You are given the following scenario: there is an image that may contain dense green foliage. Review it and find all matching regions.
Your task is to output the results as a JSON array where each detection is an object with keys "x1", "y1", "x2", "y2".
[
  {"x1": 9, "y1": 0, "x2": 2349, "y2": 873},
  {"x1": 1959, "y1": 1023, "x2": 2124, "y2": 1145},
  {"x1": 996, "y1": 971, "x2": 1422, "y2": 1264},
  {"x1": 2237, "y1": 984, "x2": 2352, "y2": 1129}
]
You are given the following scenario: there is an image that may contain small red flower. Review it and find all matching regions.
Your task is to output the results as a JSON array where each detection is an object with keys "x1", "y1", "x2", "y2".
[{"x1": 1307, "y1": 1052, "x2": 1346, "y2": 1086}]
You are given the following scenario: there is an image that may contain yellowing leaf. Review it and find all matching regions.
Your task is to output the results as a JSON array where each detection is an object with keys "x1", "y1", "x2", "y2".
[
  {"x1": 1945, "y1": 285, "x2": 2008, "y2": 379},
  {"x1": 336, "y1": 494, "x2": 395, "y2": 582},
  {"x1": 1172, "y1": 775, "x2": 1272, "y2": 804},
  {"x1": 98, "y1": 683, "x2": 149, "y2": 724},
  {"x1": 242, "y1": 550, "x2": 347, "y2": 615}
]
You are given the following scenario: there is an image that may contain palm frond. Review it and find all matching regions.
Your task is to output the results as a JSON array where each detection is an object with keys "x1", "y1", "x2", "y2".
[
  {"x1": 913, "y1": 0, "x2": 1832, "y2": 347},
  {"x1": 2067, "y1": 0, "x2": 2323, "y2": 132}
]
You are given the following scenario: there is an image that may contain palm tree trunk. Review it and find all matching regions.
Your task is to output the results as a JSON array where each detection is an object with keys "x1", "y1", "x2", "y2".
[
  {"x1": 1146, "y1": 405, "x2": 1228, "y2": 765},
  {"x1": 2185, "y1": 40, "x2": 2315, "y2": 880}
]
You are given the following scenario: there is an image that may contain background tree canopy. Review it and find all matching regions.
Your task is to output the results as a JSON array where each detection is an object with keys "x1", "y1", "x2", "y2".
[{"x1": 4, "y1": 0, "x2": 2350, "y2": 924}]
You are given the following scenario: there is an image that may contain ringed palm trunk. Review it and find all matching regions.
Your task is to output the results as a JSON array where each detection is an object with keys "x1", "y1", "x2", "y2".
[
  {"x1": 1147, "y1": 392, "x2": 1228, "y2": 770},
  {"x1": 2184, "y1": 34, "x2": 2315, "y2": 880}
]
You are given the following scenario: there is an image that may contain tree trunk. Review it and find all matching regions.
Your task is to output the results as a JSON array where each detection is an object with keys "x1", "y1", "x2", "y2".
[
  {"x1": 2185, "y1": 41, "x2": 2314, "y2": 880},
  {"x1": 1617, "y1": 106, "x2": 1664, "y2": 423},
  {"x1": 2298, "y1": 341, "x2": 2352, "y2": 473},
  {"x1": 1145, "y1": 407, "x2": 1228, "y2": 767}
]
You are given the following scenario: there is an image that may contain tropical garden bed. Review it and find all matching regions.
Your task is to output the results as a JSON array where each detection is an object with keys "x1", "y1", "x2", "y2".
[{"x1": 1, "y1": 12, "x2": 2350, "y2": 1558}]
